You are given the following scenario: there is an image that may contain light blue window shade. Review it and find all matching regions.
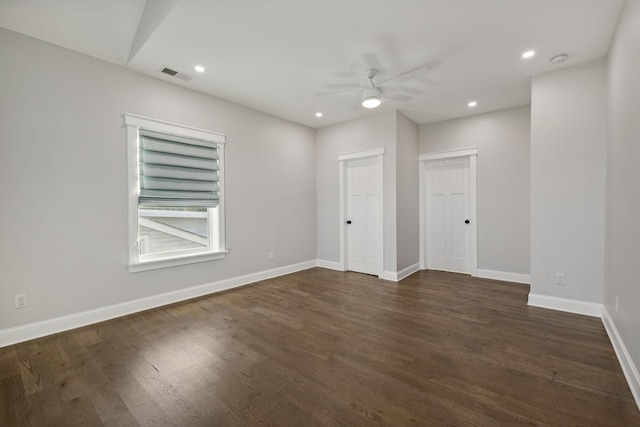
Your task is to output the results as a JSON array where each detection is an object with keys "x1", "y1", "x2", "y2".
[{"x1": 139, "y1": 130, "x2": 219, "y2": 208}]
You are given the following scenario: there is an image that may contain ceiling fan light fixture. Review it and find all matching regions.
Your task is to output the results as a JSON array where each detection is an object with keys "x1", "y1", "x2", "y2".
[
  {"x1": 361, "y1": 87, "x2": 382, "y2": 109},
  {"x1": 362, "y1": 96, "x2": 381, "y2": 109}
]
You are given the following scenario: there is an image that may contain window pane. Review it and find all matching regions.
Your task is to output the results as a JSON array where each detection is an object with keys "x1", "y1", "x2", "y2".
[{"x1": 138, "y1": 207, "x2": 209, "y2": 256}]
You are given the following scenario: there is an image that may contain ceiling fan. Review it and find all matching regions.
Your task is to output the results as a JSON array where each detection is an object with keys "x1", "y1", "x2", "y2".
[{"x1": 316, "y1": 63, "x2": 430, "y2": 109}]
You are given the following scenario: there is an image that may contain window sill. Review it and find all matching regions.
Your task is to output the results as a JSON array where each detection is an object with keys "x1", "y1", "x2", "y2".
[{"x1": 129, "y1": 250, "x2": 227, "y2": 273}]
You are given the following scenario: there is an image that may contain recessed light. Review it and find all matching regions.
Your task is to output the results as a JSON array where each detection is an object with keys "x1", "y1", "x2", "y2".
[
  {"x1": 522, "y1": 50, "x2": 536, "y2": 59},
  {"x1": 194, "y1": 65, "x2": 205, "y2": 73},
  {"x1": 315, "y1": 112, "x2": 323, "y2": 118},
  {"x1": 468, "y1": 101, "x2": 477, "y2": 108}
]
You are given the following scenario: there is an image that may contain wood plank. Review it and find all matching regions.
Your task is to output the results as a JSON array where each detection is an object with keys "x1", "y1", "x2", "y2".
[{"x1": 0, "y1": 268, "x2": 638, "y2": 425}]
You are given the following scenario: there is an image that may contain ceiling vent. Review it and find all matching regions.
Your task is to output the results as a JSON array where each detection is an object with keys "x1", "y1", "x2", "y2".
[
  {"x1": 160, "y1": 67, "x2": 192, "y2": 81},
  {"x1": 161, "y1": 67, "x2": 178, "y2": 76}
]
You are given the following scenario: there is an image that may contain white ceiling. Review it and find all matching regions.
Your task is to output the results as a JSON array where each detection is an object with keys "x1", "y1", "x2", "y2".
[{"x1": 0, "y1": 0, "x2": 625, "y2": 128}]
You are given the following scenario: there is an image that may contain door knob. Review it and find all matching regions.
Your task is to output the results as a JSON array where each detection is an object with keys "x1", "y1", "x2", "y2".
[
  {"x1": 346, "y1": 220, "x2": 352, "y2": 224},
  {"x1": 465, "y1": 219, "x2": 470, "y2": 224}
]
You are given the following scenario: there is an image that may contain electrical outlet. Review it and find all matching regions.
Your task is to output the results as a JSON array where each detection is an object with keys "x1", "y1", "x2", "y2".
[
  {"x1": 268, "y1": 251, "x2": 274, "y2": 261},
  {"x1": 15, "y1": 294, "x2": 27, "y2": 309},
  {"x1": 555, "y1": 273, "x2": 565, "y2": 285}
]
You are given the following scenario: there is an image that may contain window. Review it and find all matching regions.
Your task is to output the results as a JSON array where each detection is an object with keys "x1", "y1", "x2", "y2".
[{"x1": 124, "y1": 114, "x2": 226, "y2": 272}]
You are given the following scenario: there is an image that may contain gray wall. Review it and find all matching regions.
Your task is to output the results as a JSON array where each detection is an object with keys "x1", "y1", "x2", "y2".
[
  {"x1": 0, "y1": 29, "x2": 316, "y2": 329},
  {"x1": 605, "y1": 0, "x2": 640, "y2": 382},
  {"x1": 395, "y1": 111, "x2": 419, "y2": 272},
  {"x1": 530, "y1": 61, "x2": 607, "y2": 304},
  {"x1": 419, "y1": 106, "x2": 531, "y2": 275},
  {"x1": 316, "y1": 111, "x2": 398, "y2": 272}
]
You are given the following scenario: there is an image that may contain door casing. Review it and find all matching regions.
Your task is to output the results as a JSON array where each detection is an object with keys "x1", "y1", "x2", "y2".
[
  {"x1": 339, "y1": 147, "x2": 384, "y2": 278},
  {"x1": 419, "y1": 147, "x2": 478, "y2": 276}
]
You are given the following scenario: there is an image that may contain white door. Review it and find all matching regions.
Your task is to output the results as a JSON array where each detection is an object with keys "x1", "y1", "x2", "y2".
[
  {"x1": 346, "y1": 157, "x2": 379, "y2": 275},
  {"x1": 425, "y1": 157, "x2": 471, "y2": 273}
]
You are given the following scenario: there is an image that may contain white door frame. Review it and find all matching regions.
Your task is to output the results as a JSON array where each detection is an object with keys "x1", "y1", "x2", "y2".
[
  {"x1": 339, "y1": 147, "x2": 384, "y2": 278},
  {"x1": 419, "y1": 147, "x2": 478, "y2": 276}
]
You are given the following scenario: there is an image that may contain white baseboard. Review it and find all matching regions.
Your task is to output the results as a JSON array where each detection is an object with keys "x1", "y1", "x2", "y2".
[
  {"x1": 382, "y1": 271, "x2": 397, "y2": 281},
  {"x1": 397, "y1": 263, "x2": 421, "y2": 281},
  {"x1": 476, "y1": 269, "x2": 530, "y2": 284},
  {"x1": 602, "y1": 307, "x2": 640, "y2": 411},
  {"x1": 316, "y1": 259, "x2": 344, "y2": 271},
  {"x1": 0, "y1": 260, "x2": 317, "y2": 348},
  {"x1": 382, "y1": 263, "x2": 420, "y2": 282},
  {"x1": 315, "y1": 259, "x2": 419, "y2": 282},
  {"x1": 527, "y1": 293, "x2": 602, "y2": 317}
]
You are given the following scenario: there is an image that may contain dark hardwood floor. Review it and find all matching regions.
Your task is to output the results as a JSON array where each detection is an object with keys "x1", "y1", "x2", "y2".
[{"x1": 1, "y1": 268, "x2": 638, "y2": 426}]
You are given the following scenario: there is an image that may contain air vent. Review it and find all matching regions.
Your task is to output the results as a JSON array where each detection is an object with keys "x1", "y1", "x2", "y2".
[
  {"x1": 161, "y1": 67, "x2": 178, "y2": 76},
  {"x1": 160, "y1": 67, "x2": 192, "y2": 81}
]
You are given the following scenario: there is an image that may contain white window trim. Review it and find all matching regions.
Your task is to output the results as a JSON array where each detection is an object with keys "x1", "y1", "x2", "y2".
[{"x1": 123, "y1": 113, "x2": 227, "y2": 273}]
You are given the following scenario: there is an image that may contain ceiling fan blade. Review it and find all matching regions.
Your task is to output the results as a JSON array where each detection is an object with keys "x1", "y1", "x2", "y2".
[
  {"x1": 350, "y1": 100, "x2": 363, "y2": 110},
  {"x1": 379, "y1": 66, "x2": 430, "y2": 87},
  {"x1": 384, "y1": 85, "x2": 422, "y2": 96},
  {"x1": 326, "y1": 83, "x2": 361, "y2": 90},
  {"x1": 350, "y1": 63, "x2": 367, "y2": 85},
  {"x1": 315, "y1": 90, "x2": 358, "y2": 97},
  {"x1": 382, "y1": 93, "x2": 412, "y2": 102}
]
